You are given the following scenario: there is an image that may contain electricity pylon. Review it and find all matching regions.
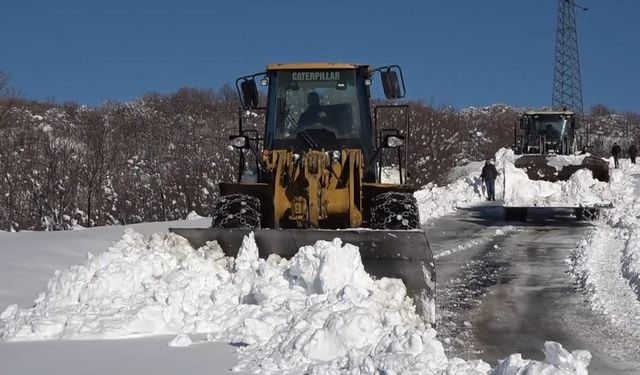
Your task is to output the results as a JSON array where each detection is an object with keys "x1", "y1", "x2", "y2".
[{"x1": 552, "y1": 0, "x2": 587, "y2": 114}]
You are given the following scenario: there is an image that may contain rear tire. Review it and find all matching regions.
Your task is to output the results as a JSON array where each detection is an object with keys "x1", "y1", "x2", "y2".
[
  {"x1": 370, "y1": 192, "x2": 420, "y2": 230},
  {"x1": 504, "y1": 207, "x2": 527, "y2": 221},
  {"x1": 210, "y1": 194, "x2": 261, "y2": 229}
]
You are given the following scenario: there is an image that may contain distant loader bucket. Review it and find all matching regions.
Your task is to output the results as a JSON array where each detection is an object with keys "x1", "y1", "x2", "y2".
[
  {"x1": 514, "y1": 154, "x2": 609, "y2": 182},
  {"x1": 170, "y1": 228, "x2": 436, "y2": 323}
]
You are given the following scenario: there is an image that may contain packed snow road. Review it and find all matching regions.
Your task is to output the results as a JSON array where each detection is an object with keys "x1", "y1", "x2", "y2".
[{"x1": 428, "y1": 202, "x2": 640, "y2": 375}]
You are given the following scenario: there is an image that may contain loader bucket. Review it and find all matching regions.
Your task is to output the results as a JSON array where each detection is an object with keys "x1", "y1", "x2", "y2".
[
  {"x1": 169, "y1": 228, "x2": 436, "y2": 323},
  {"x1": 514, "y1": 154, "x2": 609, "y2": 182}
]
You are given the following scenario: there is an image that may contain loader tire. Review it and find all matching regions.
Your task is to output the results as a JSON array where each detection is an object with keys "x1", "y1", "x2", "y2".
[
  {"x1": 210, "y1": 194, "x2": 261, "y2": 229},
  {"x1": 370, "y1": 192, "x2": 420, "y2": 230}
]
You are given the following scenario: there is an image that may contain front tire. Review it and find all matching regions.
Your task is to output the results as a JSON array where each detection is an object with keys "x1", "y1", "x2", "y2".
[
  {"x1": 210, "y1": 194, "x2": 261, "y2": 229},
  {"x1": 370, "y1": 192, "x2": 420, "y2": 230}
]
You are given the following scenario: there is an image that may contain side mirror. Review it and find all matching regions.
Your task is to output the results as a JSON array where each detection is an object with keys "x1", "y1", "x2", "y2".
[
  {"x1": 383, "y1": 134, "x2": 405, "y2": 148},
  {"x1": 229, "y1": 135, "x2": 249, "y2": 149},
  {"x1": 240, "y1": 79, "x2": 259, "y2": 109},
  {"x1": 381, "y1": 70, "x2": 403, "y2": 99}
]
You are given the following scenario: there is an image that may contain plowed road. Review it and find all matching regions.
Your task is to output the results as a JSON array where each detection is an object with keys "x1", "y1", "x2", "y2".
[{"x1": 426, "y1": 203, "x2": 640, "y2": 374}]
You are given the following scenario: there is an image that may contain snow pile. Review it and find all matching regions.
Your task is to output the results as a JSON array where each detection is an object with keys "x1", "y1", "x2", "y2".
[
  {"x1": 413, "y1": 150, "x2": 518, "y2": 223},
  {"x1": 491, "y1": 342, "x2": 590, "y2": 375},
  {"x1": 168, "y1": 333, "x2": 193, "y2": 347},
  {"x1": 500, "y1": 150, "x2": 611, "y2": 208},
  {"x1": 415, "y1": 160, "x2": 502, "y2": 223},
  {"x1": 503, "y1": 165, "x2": 611, "y2": 208},
  {"x1": 0, "y1": 230, "x2": 591, "y2": 374},
  {"x1": 412, "y1": 146, "x2": 608, "y2": 221},
  {"x1": 569, "y1": 160, "x2": 640, "y2": 334},
  {"x1": 0, "y1": 230, "x2": 458, "y2": 372},
  {"x1": 415, "y1": 178, "x2": 483, "y2": 223}
]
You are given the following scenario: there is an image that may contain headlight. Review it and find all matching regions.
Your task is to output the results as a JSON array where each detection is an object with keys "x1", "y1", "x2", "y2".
[
  {"x1": 230, "y1": 136, "x2": 248, "y2": 148},
  {"x1": 385, "y1": 135, "x2": 405, "y2": 148}
]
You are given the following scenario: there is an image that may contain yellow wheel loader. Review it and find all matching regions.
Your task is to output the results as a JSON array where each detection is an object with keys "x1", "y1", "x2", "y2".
[
  {"x1": 505, "y1": 110, "x2": 610, "y2": 221},
  {"x1": 171, "y1": 63, "x2": 435, "y2": 322}
]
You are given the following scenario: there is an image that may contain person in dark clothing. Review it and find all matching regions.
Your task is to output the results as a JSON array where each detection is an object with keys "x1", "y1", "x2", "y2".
[
  {"x1": 629, "y1": 145, "x2": 638, "y2": 164},
  {"x1": 611, "y1": 142, "x2": 622, "y2": 168},
  {"x1": 298, "y1": 92, "x2": 327, "y2": 127},
  {"x1": 480, "y1": 160, "x2": 499, "y2": 201}
]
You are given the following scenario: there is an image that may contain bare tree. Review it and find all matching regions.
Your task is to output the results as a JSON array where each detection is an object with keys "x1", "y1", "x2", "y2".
[{"x1": 1, "y1": 78, "x2": 637, "y2": 231}]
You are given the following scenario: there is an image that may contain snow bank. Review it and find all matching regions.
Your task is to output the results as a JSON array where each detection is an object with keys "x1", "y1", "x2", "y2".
[
  {"x1": 415, "y1": 178, "x2": 483, "y2": 224},
  {"x1": 413, "y1": 149, "x2": 527, "y2": 223},
  {"x1": 500, "y1": 150, "x2": 611, "y2": 208},
  {"x1": 0, "y1": 230, "x2": 590, "y2": 374},
  {"x1": 414, "y1": 160, "x2": 499, "y2": 223},
  {"x1": 414, "y1": 148, "x2": 611, "y2": 220},
  {"x1": 569, "y1": 160, "x2": 640, "y2": 335}
]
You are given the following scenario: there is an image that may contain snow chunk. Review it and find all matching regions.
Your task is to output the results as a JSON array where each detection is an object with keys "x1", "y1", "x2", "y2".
[
  {"x1": 168, "y1": 333, "x2": 193, "y2": 347},
  {"x1": 491, "y1": 341, "x2": 591, "y2": 375},
  {"x1": 185, "y1": 211, "x2": 204, "y2": 220},
  {"x1": 545, "y1": 154, "x2": 590, "y2": 171},
  {"x1": 288, "y1": 238, "x2": 374, "y2": 294}
]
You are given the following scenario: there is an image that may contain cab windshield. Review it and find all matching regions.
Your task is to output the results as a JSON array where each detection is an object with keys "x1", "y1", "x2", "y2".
[
  {"x1": 272, "y1": 70, "x2": 362, "y2": 141},
  {"x1": 532, "y1": 115, "x2": 569, "y2": 140}
]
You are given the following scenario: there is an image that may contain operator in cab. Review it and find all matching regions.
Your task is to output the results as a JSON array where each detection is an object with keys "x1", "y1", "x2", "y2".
[{"x1": 298, "y1": 92, "x2": 327, "y2": 127}]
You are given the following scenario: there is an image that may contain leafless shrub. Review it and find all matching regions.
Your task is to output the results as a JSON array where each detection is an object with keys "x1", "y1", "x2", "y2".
[{"x1": 0, "y1": 78, "x2": 636, "y2": 231}]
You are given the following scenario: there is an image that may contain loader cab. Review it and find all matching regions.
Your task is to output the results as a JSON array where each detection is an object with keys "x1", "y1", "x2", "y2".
[
  {"x1": 263, "y1": 65, "x2": 375, "y2": 158},
  {"x1": 234, "y1": 63, "x2": 409, "y2": 184},
  {"x1": 519, "y1": 111, "x2": 578, "y2": 155}
]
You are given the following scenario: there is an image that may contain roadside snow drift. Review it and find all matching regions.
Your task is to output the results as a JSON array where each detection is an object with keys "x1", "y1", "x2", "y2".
[
  {"x1": 569, "y1": 160, "x2": 640, "y2": 338},
  {"x1": 1, "y1": 230, "x2": 591, "y2": 374}
]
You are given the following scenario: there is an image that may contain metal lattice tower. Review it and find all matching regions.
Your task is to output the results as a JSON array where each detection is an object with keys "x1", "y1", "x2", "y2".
[{"x1": 552, "y1": 0, "x2": 586, "y2": 113}]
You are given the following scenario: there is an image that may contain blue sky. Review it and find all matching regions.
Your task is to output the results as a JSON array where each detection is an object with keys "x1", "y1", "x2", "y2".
[{"x1": 1, "y1": 0, "x2": 638, "y2": 112}]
